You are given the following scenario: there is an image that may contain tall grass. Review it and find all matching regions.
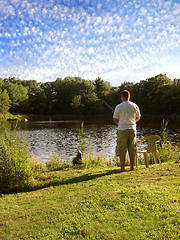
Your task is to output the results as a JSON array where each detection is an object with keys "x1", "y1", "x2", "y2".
[
  {"x1": 159, "y1": 119, "x2": 180, "y2": 163},
  {"x1": 161, "y1": 119, "x2": 168, "y2": 143},
  {"x1": 72, "y1": 122, "x2": 86, "y2": 166},
  {"x1": 72, "y1": 122, "x2": 118, "y2": 168},
  {"x1": 0, "y1": 130, "x2": 33, "y2": 193},
  {"x1": 79, "y1": 121, "x2": 86, "y2": 154},
  {"x1": 46, "y1": 150, "x2": 71, "y2": 171}
]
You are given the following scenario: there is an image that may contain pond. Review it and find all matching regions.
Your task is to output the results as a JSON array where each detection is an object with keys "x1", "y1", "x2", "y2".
[{"x1": 1, "y1": 117, "x2": 180, "y2": 163}]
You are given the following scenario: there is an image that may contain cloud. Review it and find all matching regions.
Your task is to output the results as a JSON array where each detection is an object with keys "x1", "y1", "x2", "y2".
[{"x1": 0, "y1": 0, "x2": 179, "y2": 85}]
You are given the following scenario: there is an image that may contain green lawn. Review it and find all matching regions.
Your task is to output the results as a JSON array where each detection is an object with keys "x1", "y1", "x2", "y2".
[{"x1": 0, "y1": 162, "x2": 179, "y2": 240}]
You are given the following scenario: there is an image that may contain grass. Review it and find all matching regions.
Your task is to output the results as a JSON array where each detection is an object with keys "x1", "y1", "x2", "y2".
[{"x1": 0, "y1": 162, "x2": 179, "y2": 240}]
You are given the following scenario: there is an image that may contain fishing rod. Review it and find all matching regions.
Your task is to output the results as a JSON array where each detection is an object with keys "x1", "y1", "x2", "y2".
[{"x1": 102, "y1": 100, "x2": 114, "y2": 112}]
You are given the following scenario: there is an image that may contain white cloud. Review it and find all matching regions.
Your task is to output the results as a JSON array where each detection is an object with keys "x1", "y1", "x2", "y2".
[
  {"x1": 5, "y1": 32, "x2": 11, "y2": 37},
  {"x1": 0, "y1": 0, "x2": 179, "y2": 85}
]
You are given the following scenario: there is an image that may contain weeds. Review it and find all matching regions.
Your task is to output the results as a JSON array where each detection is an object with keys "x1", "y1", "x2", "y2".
[
  {"x1": 31, "y1": 154, "x2": 47, "y2": 173},
  {"x1": 46, "y1": 150, "x2": 71, "y2": 171},
  {"x1": 161, "y1": 119, "x2": 168, "y2": 143},
  {"x1": 79, "y1": 121, "x2": 86, "y2": 154},
  {"x1": 159, "y1": 142, "x2": 179, "y2": 163},
  {"x1": 159, "y1": 119, "x2": 180, "y2": 163},
  {"x1": 83, "y1": 152, "x2": 112, "y2": 168},
  {"x1": 0, "y1": 130, "x2": 33, "y2": 193}
]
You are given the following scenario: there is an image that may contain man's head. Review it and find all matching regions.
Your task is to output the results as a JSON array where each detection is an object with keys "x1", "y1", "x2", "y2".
[{"x1": 121, "y1": 90, "x2": 130, "y2": 102}]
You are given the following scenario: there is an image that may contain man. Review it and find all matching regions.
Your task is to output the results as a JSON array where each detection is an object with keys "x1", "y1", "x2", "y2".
[{"x1": 113, "y1": 90, "x2": 141, "y2": 171}]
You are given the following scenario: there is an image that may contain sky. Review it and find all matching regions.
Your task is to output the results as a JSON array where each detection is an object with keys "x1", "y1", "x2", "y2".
[{"x1": 0, "y1": 0, "x2": 180, "y2": 86}]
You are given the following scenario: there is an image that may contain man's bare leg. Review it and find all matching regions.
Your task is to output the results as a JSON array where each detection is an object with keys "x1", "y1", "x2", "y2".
[
  {"x1": 129, "y1": 155, "x2": 135, "y2": 171},
  {"x1": 119, "y1": 156, "x2": 125, "y2": 171}
]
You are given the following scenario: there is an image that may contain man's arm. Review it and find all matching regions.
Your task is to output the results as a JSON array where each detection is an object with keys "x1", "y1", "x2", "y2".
[
  {"x1": 113, "y1": 118, "x2": 119, "y2": 126},
  {"x1": 135, "y1": 105, "x2": 141, "y2": 122}
]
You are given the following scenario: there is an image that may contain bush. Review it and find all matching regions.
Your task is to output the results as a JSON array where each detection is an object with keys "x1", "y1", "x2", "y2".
[{"x1": 0, "y1": 130, "x2": 33, "y2": 193}]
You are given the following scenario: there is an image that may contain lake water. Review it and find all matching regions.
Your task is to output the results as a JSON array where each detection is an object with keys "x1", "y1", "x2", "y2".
[{"x1": 1, "y1": 117, "x2": 180, "y2": 163}]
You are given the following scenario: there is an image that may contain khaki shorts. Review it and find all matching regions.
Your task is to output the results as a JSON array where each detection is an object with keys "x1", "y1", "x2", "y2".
[{"x1": 116, "y1": 129, "x2": 136, "y2": 157}]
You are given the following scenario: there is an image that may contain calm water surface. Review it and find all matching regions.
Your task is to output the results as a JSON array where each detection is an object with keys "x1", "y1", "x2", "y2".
[{"x1": 13, "y1": 117, "x2": 180, "y2": 163}]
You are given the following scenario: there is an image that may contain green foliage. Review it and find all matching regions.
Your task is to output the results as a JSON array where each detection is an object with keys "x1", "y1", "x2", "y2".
[
  {"x1": 46, "y1": 151, "x2": 71, "y2": 171},
  {"x1": 72, "y1": 154, "x2": 85, "y2": 166},
  {"x1": 1, "y1": 74, "x2": 180, "y2": 117},
  {"x1": 71, "y1": 95, "x2": 84, "y2": 115},
  {"x1": 5, "y1": 81, "x2": 28, "y2": 113},
  {"x1": 0, "y1": 113, "x2": 24, "y2": 121},
  {"x1": 0, "y1": 130, "x2": 33, "y2": 193},
  {"x1": 72, "y1": 122, "x2": 86, "y2": 166},
  {"x1": 83, "y1": 153, "x2": 112, "y2": 168},
  {"x1": 21, "y1": 80, "x2": 41, "y2": 114},
  {"x1": 0, "y1": 90, "x2": 10, "y2": 115},
  {"x1": 159, "y1": 119, "x2": 180, "y2": 163},
  {"x1": 31, "y1": 156, "x2": 47, "y2": 173},
  {"x1": 0, "y1": 78, "x2": 5, "y2": 89},
  {"x1": 161, "y1": 119, "x2": 168, "y2": 143},
  {"x1": 71, "y1": 95, "x2": 83, "y2": 110},
  {"x1": 93, "y1": 77, "x2": 111, "y2": 98},
  {"x1": 159, "y1": 142, "x2": 180, "y2": 163},
  {"x1": 79, "y1": 121, "x2": 86, "y2": 154},
  {"x1": 133, "y1": 74, "x2": 177, "y2": 114}
]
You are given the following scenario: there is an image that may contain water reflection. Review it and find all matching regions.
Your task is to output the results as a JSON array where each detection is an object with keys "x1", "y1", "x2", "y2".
[{"x1": 1, "y1": 118, "x2": 179, "y2": 163}]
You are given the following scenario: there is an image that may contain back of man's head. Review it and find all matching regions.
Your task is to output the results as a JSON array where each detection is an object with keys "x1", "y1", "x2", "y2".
[{"x1": 121, "y1": 90, "x2": 130, "y2": 100}]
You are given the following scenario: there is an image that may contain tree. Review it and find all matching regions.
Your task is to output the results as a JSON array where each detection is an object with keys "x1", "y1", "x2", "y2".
[
  {"x1": 105, "y1": 87, "x2": 120, "y2": 112},
  {"x1": 93, "y1": 77, "x2": 111, "y2": 99},
  {"x1": 5, "y1": 82, "x2": 28, "y2": 113},
  {"x1": 0, "y1": 74, "x2": 179, "y2": 116},
  {"x1": 0, "y1": 78, "x2": 5, "y2": 90},
  {"x1": 53, "y1": 77, "x2": 98, "y2": 115},
  {"x1": 4, "y1": 77, "x2": 22, "y2": 84},
  {"x1": 71, "y1": 95, "x2": 83, "y2": 115},
  {"x1": 21, "y1": 80, "x2": 41, "y2": 114},
  {"x1": 172, "y1": 78, "x2": 180, "y2": 114},
  {"x1": 0, "y1": 90, "x2": 11, "y2": 115},
  {"x1": 38, "y1": 82, "x2": 54, "y2": 115}
]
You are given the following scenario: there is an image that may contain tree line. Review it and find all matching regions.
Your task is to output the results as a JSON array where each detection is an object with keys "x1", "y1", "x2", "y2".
[{"x1": 0, "y1": 74, "x2": 180, "y2": 119}]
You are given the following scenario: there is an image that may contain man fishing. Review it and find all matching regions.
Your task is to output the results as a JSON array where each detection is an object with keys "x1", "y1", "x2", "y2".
[{"x1": 113, "y1": 90, "x2": 141, "y2": 171}]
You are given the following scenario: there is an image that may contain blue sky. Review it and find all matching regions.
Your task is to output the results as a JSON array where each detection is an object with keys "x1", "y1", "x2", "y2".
[{"x1": 0, "y1": 0, "x2": 180, "y2": 86}]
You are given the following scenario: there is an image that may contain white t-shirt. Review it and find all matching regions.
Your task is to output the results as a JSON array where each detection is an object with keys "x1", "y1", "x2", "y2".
[{"x1": 113, "y1": 101, "x2": 141, "y2": 130}]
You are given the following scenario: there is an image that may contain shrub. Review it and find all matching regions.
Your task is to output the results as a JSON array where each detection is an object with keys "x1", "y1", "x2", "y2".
[{"x1": 0, "y1": 130, "x2": 33, "y2": 193}]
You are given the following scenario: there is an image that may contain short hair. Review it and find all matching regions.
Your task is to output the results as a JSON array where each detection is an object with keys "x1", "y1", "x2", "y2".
[{"x1": 121, "y1": 90, "x2": 130, "y2": 99}]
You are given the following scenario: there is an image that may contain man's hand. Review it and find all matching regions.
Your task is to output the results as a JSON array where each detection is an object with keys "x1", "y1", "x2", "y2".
[
  {"x1": 113, "y1": 118, "x2": 119, "y2": 125},
  {"x1": 136, "y1": 116, "x2": 140, "y2": 122}
]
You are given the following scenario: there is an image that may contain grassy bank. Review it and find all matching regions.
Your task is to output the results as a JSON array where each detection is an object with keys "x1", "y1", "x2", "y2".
[{"x1": 0, "y1": 162, "x2": 179, "y2": 240}]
